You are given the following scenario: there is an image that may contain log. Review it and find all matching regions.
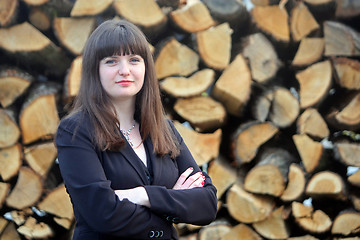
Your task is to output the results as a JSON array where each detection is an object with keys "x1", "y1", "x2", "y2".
[
  {"x1": 335, "y1": 0, "x2": 360, "y2": 18},
  {"x1": 0, "y1": 66, "x2": 34, "y2": 108},
  {"x1": 232, "y1": 121, "x2": 279, "y2": 165},
  {"x1": 226, "y1": 183, "x2": 275, "y2": 223},
  {"x1": 196, "y1": 22, "x2": 233, "y2": 70},
  {"x1": 295, "y1": 60, "x2": 332, "y2": 109},
  {"x1": 5, "y1": 167, "x2": 43, "y2": 210},
  {"x1": 333, "y1": 58, "x2": 360, "y2": 90},
  {"x1": 0, "y1": 183, "x2": 10, "y2": 209},
  {"x1": 0, "y1": 217, "x2": 7, "y2": 235},
  {"x1": 331, "y1": 211, "x2": 360, "y2": 236},
  {"x1": 212, "y1": 54, "x2": 251, "y2": 116},
  {"x1": 292, "y1": 201, "x2": 332, "y2": 234},
  {"x1": 63, "y1": 56, "x2": 82, "y2": 102},
  {"x1": 305, "y1": 171, "x2": 347, "y2": 200},
  {"x1": 197, "y1": 222, "x2": 231, "y2": 240},
  {"x1": 0, "y1": 22, "x2": 71, "y2": 76},
  {"x1": 8, "y1": 209, "x2": 32, "y2": 226},
  {"x1": 28, "y1": 7, "x2": 52, "y2": 31},
  {"x1": 252, "y1": 206, "x2": 290, "y2": 239},
  {"x1": 0, "y1": 144, "x2": 22, "y2": 182},
  {"x1": 296, "y1": 108, "x2": 330, "y2": 140},
  {"x1": 326, "y1": 91, "x2": 360, "y2": 131},
  {"x1": 173, "y1": 121, "x2": 222, "y2": 166},
  {"x1": 113, "y1": 0, "x2": 167, "y2": 39},
  {"x1": 0, "y1": 0, "x2": 18, "y2": 27},
  {"x1": 19, "y1": 82, "x2": 60, "y2": 144},
  {"x1": 242, "y1": 32, "x2": 282, "y2": 84},
  {"x1": 288, "y1": 235, "x2": 319, "y2": 240},
  {"x1": 22, "y1": 0, "x2": 49, "y2": 5},
  {"x1": 174, "y1": 96, "x2": 226, "y2": 132},
  {"x1": 155, "y1": 38, "x2": 199, "y2": 79},
  {"x1": 169, "y1": 1, "x2": 215, "y2": 33},
  {"x1": 0, "y1": 222, "x2": 21, "y2": 240},
  {"x1": 292, "y1": 38, "x2": 324, "y2": 67},
  {"x1": 207, "y1": 157, "x2": 237, "y2": 199},
  {"x1": 334, "y1": 142, "x2": 360, "y2": 167},
  {"x1": 70, "y1": 0, "x2": 113, "y2": 17},
  {"x1": 348, "y1": 169, "x2": 360, "y2": 187},
  {"x1": 24, "y1": 141, "x2": 57, "y2": 177},
  {"x1": 220, "y1": 223, "x2": 262, "y2": 240},
  {"x1": 251, "y1": 5, "x2": 290, "y2": 42},
  {"x1": 324, "y1": 21, "x2": 360, "y2": 57},
  {"x1": 17, "y1": 217, "x2": 54, "y2": 239},
  {"x1": 53, "y1": 17, "x2": 96, "y2": 55},
  {"x1": 0, "y1": 109, "x2": 20, "y2": 148},
  {"x1": 290, "y1": 2, "x2": 319, "y2": 42},
  {"x1": 280, "y1": 163, "x2": 306, "y2": 202},
  {"x1": 269, "y1": 87, "x2": 300, "y2": 128},
  {"x1": 293, "y1": 134, "x2": 324, "y2": 173},
  {"x1": 160, "y1": 69, "x2": 215, "y2": 98},
  {"x1": 251, "y1": 90, "x2": 273, "y2": 122}
]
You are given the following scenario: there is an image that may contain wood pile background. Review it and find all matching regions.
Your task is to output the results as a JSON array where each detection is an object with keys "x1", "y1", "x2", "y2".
[{"x1": 0, "y1": 0, "x2": 360, "y2": 239}]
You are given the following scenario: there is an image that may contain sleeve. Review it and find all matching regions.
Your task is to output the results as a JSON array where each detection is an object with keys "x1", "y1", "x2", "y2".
[
  {"x1": 56, "y1": 117, "x2": 172, "y2": 239},
  {"x1": 144, "y1": 120, "x2": 218, "y2": 225}
]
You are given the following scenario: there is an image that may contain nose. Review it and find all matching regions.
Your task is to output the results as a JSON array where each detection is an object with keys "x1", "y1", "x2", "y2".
[{"x1": 118, "y1": 61, "x2": 130, "y2": 76}]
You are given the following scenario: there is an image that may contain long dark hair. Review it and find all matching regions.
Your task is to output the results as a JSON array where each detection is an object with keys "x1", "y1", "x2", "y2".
[{"x1": 68, "y1": 19, "x2": 179, "y2": 158}]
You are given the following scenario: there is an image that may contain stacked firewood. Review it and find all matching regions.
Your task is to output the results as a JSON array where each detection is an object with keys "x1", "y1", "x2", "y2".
[{"x1": 0, "y1": 0, "x2": 359, "y2": 239}]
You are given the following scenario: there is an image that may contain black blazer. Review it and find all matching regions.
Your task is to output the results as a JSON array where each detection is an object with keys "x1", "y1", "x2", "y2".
[{"x1": 55, "y1": 112, "x2": 217, "y2": 240}]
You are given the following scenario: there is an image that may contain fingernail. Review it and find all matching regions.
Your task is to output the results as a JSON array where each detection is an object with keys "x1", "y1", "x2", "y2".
[
  {"x1": 200, "y1": 172, "x2": 203, "y2": 175},
  {"x1": 201, "y1": 181, "x2": 205, "y2": 185},
  {"x1": 189, "y1": 167, "x2": 193, "y2": 170},
  {"x1": 202, "y1": 176, "x2": 205, "y2": 179}
]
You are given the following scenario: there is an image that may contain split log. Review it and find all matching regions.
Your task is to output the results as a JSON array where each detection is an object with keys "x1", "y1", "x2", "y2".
[
  {"x1": 252, "y1": 206, "x2": 290, "y2": 239},
  {"x1": 324, "y1": 21, "x2": 360, "y2": 57},
  {"x1": 290, "y1": 2, "x2": 319, "y2": 42},
  {"x1": 0, "y1": 109, "x2": 20, "y2": 148},
  {"x1": 295, "y1": 60, "x2": 332, "y2": 109},
  {"x1": 0, "y1": 0, "x2": 18, "y2": 27},
  {"x1": 22, "y1": 0, "x2": 49, "y2": 5},
  {"x1": 251, "y1": 5, "x2": 290, "y2": 43},
  {"x1": 288, "y1": 235, "x2": 319, "y2": 240},
  {"x1": 350, "y1": 194, "x2": 360, "y2": 212},
  {"x1": 331, "y1": 211, "x2": 360, "y2": 236},
  {"x1": 226, "y1": 183, "x2": 275, "y2": 223},
  {"x1": 269, "y1": 87, "x2": 300, "y2": 128},
  {"x1": 7, "y1": 209, "x2": 32, "y2": 226},
  {"x1": 5, "y1": 167, "x2": 43, "y2": 210},
  {"x1": 0, "y1": 222, "x2": 21, "y2": 240},
  {"x1": 53, "y1": 17, "x2": 96, "y2": 55},
  {"x1": 173, "y1": 121, "x2": 221, "y2": 166},
  {"x1": 292, "y1": 201, "x2": 332, "y2": 234},
  {"x1": 280, "y1": 163, "x2": 306, "y2": 202},
  {"x1": 70, "y1": 0, "x2": 113, "y2": 17},
  {"x1": 197, "y1": 222, "x2": 231, "y2": 240},
  {"x1": 160, "y1": 69, "x2": 215, "y2": 98},
  {"x1": 348, "y1": 169, "x2": 360, "y2": 187},
  {"x1": 212, "y1": 54, "x2": 251, "y2": 116},
  {"x1": 0, "y1": 183, "x2": 10, "y2": 209},
  {"x1": 113, "y1": 0, "x2": 167, "y2": 39},
  {"x1": 19, "y1": 82, "x2": 60, "y2": 145},
  {"x1": 334, "y1": 142, "x2": 360, "y2": 167},
  {"x1": 292, "y1": 38, "x2": 324, "y2": 67},
  {"x1": 220, "y1": 223, "x2": 262, "y2": 240},
  {"x1": 293, "y1": 134, "x2": 324, "y2": 173},
  {"x1": 326, "y1": 91, "x2": 360, "y2": 131},
  {"x1": 63, "y1": 56, "x2": 82, "y2": 102},
  {"x1": 37, "y1": 185, "x2": 74, "y2": 223},
  {"x1": 232, "y1": 121, "x2": 279, "y2": 165},
  {"x1": 305, "y1": 171, "x2": 347, "y2": 200},
  {"x1": 0, "y1": 67, "x2": 34, "y2": 108},
  {"x1": 202, "y1": 0, "x2": 249, "y2": 31},
  {"x1": 296, "y1": 108, "x2": 330, "y2": 140},
  {"x1": 242, "y1": 32, "x2": 282, "y2": 84},
  {"x1": 28, "y1": 7, "x2": 52, "y2": 31},
  {"x1": 251, "y1": 90, "x2": 273, "y2": 122},
  {"x1": 250, "y1": 0, "x2": 280, "y2": 6},
  {"x1": 0, "y1": 217, "x2": 7, "y2": 234},
  {"x1": 155, "y1": 38, "x2": 199, "y2": 79},
  {"x1": 333, "y1": 58, "x2": 360, "y2": 90},
  {"x1": 0, "y1": 144, "x2": 22, "y2": 182},
  {"x1": 196, "y1": 23, "x2": 233, "y2": 70},
  {"x1": 24, "y1": 141, "x2": 57, "y2": 177},
  {"x1": 174, "y1": 96, "x2": 226, "y2": 132},
  {"x1": 17, "y1": 217, "x2": 54, "y2": 239},
  {"x1": 0, "y1": 22, "x2": 71, "y2": 76},
  {"x1": 207, "y1": 158, "x2": 237, "y2": 199},
  {"x1": 335, "y1": 0, "x2": 360, "y2": 19},
  {"x1": 169, "y1": 1, "x2": 215, "y2": 33}
]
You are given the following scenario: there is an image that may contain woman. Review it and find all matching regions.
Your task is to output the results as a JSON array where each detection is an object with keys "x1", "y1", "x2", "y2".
[{"x1": 55, "y1": 19, "x2": 217, "y2": 240}]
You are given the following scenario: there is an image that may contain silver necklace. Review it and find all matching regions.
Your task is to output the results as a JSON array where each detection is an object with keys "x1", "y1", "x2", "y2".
[{"x1": 120, "y1": 123, "x2": 136, "y2": 147}]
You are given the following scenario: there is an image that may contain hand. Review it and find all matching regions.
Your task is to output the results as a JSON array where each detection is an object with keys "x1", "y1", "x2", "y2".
[
  {"x1": 173, "y1": 167, "x2": 205, "y2": 190},
  {"x1": 115, "y1": 186, "x2": 151, "y2": 208}
]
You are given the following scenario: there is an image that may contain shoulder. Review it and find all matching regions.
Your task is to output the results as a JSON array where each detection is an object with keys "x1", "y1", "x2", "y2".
[
  {"x1": 165, "y1": 119, "x2": 183, "y2": 143},
  {"x1": 57, "y1": 111, "x2": 92, "y2": 137}
]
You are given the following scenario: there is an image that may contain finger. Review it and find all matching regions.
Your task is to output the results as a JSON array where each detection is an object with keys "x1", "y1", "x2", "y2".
[
  {"x1": 173, "y1": 167, "x2": 194, "y2": 189},
  {"x1": 189, "y1": 174, "x2": 205, "y2": 189},
  {"x1": 182, "y1": 172, "x2": 203, "y2": 189}
]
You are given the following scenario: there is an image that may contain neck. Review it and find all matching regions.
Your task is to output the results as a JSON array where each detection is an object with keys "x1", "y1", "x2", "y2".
[{"x1": 112, "y1": 97, "x2": 136, "y2": 129}]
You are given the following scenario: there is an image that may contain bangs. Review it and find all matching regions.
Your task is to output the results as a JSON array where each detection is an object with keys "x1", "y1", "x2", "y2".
[{"x1": 95, "y1": 23, "x2": 148, "y2": 61}]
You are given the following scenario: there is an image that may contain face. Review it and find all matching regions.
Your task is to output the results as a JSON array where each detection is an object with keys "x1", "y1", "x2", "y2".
[{"x1": 99, "y1": 54, "x2": 145, "y2": 103}]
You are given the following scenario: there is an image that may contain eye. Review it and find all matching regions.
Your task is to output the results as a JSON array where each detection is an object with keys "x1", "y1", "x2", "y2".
[
  {"x1": 129, "y1": 56, "x2": 143, "y2": 63},
  {"x1": 105, "y1": 59, "x2": 116, "y2": 64}
]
